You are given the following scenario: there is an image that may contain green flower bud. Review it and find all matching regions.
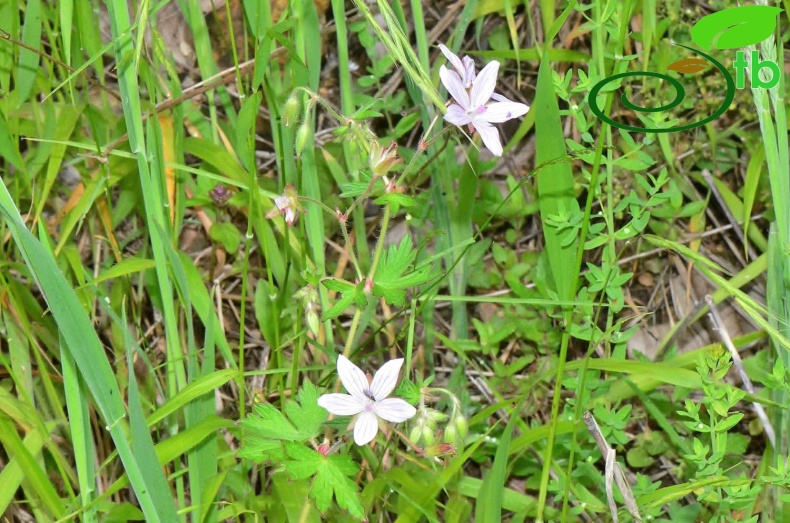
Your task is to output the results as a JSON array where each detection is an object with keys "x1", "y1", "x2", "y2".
[
  {"x1": 421, "y1": 425, "x2": 436, "y2": 446},
  {"x1": 295, "y1": 124, "x2": 311, "y2": 157},
  {"x1": 305, "y1": 307, "x2": 320, "y2": 337},
  {"x1": 444, "y1": 423, "x2": 457, "y2": 444},
  {"x1": 283, "y1": 95, "x2": 301, "y2": 127},
  {"x1": 455, "y1": 414, "x2": 468, "y2": 440},
  {"x1": 410, "y1": 424, "x2": 423, "y2": 444},
  {"x1": 426, "y1": 408, "x2": 448, "y2": 423}
]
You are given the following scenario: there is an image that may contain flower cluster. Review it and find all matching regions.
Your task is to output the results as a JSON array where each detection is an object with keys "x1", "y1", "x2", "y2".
[
  {"x1": 318, "y1": 355, "x2": 416, "y2": 445},
  {"x1": 438, "y1": 44, "x2": 530, "y2": 157}
]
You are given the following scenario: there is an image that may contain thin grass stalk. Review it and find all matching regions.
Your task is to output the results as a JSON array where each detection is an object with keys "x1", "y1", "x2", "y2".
[
  {"x1": 747, "y1": 2, "x2": 790, "y2": 518},
  {"x1": 103, "y1": 0, "x2": 186, "y2": 400},
  {"x1": 60, "y1": 336, "x2": 98, "y2": 522}
]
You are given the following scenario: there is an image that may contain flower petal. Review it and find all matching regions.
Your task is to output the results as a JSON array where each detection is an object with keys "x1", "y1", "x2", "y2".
[
  {"x1": 439, "y1": 66, "x2": 470, "y2": 110},
  {"x1": 477, "y1": 101, "x2": 530, "y2": 123},
  {"x1": 337, "y1": 355, "x2": 371, "y2": 401},
  {"x1": 473, "y1": 120, "x2": 503, "y2": 156},
  {"x1": 370, "y1": 358, "x2": 403, "y2": 401},
  {"x1": 372, "y1": 398, "x2": 417, "y2": 423},
  {"x1": 317, "y1": 393, "x2": 365, "y2": 416},
  {"x1": 438, "y1": 43, "x2": 464, "y2": 77},
  {"x1": 274, "y1": 195, "x2": 289, "y2": 211},
  {"x1": 444, "y1": 104, "x2": 471, "y2": 126},
  {"x1": 470, "y1": 61, "x2": 499, "y2": 109},
  {"x1": 353, "y1": 410, "x2": 379, "y2": 445},
  {"x1": 462, "y1": 56, "x2": 476, "y2": 87}
]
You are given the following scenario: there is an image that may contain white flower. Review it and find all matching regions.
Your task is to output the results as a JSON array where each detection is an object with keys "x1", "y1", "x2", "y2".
[
  {"x1": 274, "y1": 195, "x2": 295, "y2": 225},
  {"x1": 266, "y1": 184, "x2": 301, "y2": 227},
  {"x1": 439, "y1": 55, "x2": 530, "y2": 157},
  {"x1": 318, "y1": 355, "x2": 416, "y2": 445},
  {"x1": 438, "y1": 44, "x2": 476, "y2": 88}
]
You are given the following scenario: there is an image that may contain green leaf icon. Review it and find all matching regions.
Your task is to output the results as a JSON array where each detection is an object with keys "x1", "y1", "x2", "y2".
[{"x1": 691, "y1": 5, "x2": 782, "y2": 50}]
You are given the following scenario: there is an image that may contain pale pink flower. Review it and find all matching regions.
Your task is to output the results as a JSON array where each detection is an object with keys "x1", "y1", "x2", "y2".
[
  {"x1": 266, "y1": 184, "x2": 301, "y2": 227},
  {"x1": 318, "y1": 355, "x2": 416, "y2": 445},
  {"x1": 439, "y1": 51, "x2": 530, "y2": 156}
]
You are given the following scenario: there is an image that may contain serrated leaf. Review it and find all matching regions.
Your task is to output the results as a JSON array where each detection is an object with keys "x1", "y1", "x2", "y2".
[
  {"x1": 322, "y1": 291, "x2": 356, "y2": 321},
  {"x1": 322, "y1": 278, "x2": 356, "y2": 292},
  {"x1": 373, "y1": 237, "x2": 431, "y2": 306},
  {"x1": 339, "y1": 181, "x2": 372, "y2": 198},
  {"x1": 239, "y1": 381, "x2": 327, "y2": 461},
  {"x1": 280, "y1": 442, "x2": 365, "y2": 520},
  {"x1": 374, "y1": 192, "x2": 418, "y2": 208},
  {"x1": 339, "y1": 172, "x2": 381, "y2": 199}
]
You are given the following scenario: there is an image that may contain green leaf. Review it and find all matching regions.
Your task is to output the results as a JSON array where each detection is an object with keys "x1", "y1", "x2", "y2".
[
  {"x1": 209, "y1": 222, "x2": 241, "y2": 252},
  {"x1": 280, "y1": 442, "x2": 365, "y2": 520},
  {"x1": 82, "y1": 256, "x2": 155, "y2": 288},
  {"x1": 238, "y1": 381, "x2": 327, "y2": 461},
  {"x1": 715, "y1": 413, "x2": 744, "y2": 432},
  {"x1": 374, "y1": 192, "x2": 418, "y2": 208},
  {"x1": 534, "y1": 51, "x2": 579, "y2": 301},
  {"x1": 17, "y1": 0, "x2": 42, "y2": 104},
  {"x1": 475, "y1": 397, "x2": 523, "y2": 523},
  {"x1": 339, "y1": 173, "x2": 381, "y2": 198},
  {"x1": 322, "y1": 278, "x2": 356, "y2": 292},
  {"x1": 322, "y1": 291, "x2": 356, "y2": 321},
  {"x1": 373, "y1": 237, "x2": 431, "y2": 306},
  {"x1": 691, "y1": 5, "x2": 782, "y2": 50}
]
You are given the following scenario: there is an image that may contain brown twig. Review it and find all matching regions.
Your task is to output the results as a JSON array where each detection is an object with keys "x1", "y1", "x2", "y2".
[{"x1": 0, "y1": 28, "x2": 122, "y2": 102}]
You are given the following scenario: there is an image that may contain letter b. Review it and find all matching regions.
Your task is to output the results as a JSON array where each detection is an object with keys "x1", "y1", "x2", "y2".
[{"x1": 749, "y1": 50, "x2": 780, "y2": 89}]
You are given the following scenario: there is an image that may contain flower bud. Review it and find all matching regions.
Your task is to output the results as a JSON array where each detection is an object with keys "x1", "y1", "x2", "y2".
[
  {"x1": 369, "y1": 141, "x2": 401, "y2": 176},
  {"x1": 283, "y1": 95, "x2": 301, "y2": 127},
  {"x1": 425, "y1": 443, "x2": 456, "y2": 458},
  {"x1": 444, "y1": 423, "x2": 457, "y2": 444},
  {"x1": 305, "y1": 306, "x2": 320, "y2": 337},
  {"x1": 209, "y1": 184, "x2": 232, "y2": 206},
  {"x1": 426, "y1": 408, "x2": 448, "y2": 423},
  {"x1": 421, "y1": 425, "x2": 436, "y2": 446},
  {"x1": 410, "y1": 425, "x2": 423, "y2": 444},
  {"x1": 454, "y1": 414, "x2": 468, "y2": 440},
  {"x1": 295, "y1": 124, "x2": 311, "y2": 157}
]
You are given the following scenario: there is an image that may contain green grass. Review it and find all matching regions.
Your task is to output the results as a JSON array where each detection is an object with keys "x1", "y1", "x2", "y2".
[{"x1": 0, "y1": 0, "x2": 789, "y2": 521}]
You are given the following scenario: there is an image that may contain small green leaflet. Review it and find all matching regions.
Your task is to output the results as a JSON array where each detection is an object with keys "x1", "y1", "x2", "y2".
[
  {"x1": 373, "y1": 237, "x2": 431, "y2": 307},
  {"x1": 320, "y1": 278, "x2": 367, "y2": 321},
  {"x1": 280, "y1": 442, "x2": 365, "y2": 520},
  {"x1": 238, "y1": 380, "x2": 327, "y2": 461},
  {"x1": 374, "y1": 192, "x2": 418, "y2": 210},
  {"x1": 339, "y1": 172, "x2": 383, "y2": 198}
]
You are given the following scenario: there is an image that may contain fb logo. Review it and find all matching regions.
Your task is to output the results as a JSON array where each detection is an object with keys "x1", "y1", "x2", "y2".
[{"x1": 589, "y1": 5, "x2": 783, "y2": 133}]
